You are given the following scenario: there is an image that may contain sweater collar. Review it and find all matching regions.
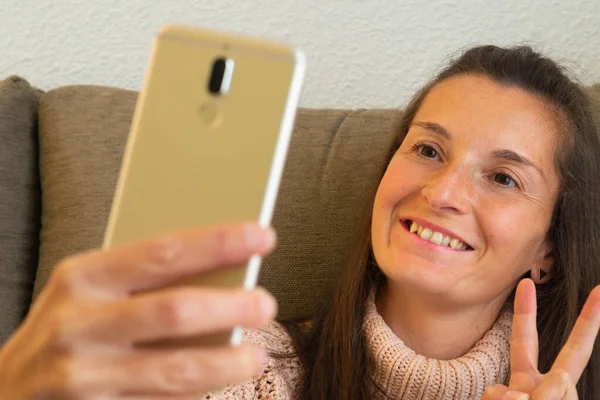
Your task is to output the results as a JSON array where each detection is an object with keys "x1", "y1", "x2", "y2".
[{"x1": 364, "y1": 292, "x2": 512, "y2": 399}]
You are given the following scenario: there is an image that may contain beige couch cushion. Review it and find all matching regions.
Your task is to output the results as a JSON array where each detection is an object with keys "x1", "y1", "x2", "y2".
[
  {"x1": 0, "y1": 76, "x2": 42, "y2": 344},
  {"x1": 33, "y1": 85, "x2": 402, "y2": 319}
]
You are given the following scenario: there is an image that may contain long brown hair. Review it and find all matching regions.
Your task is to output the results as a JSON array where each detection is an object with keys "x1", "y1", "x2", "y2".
[{"x1": 277, "y1": 45, "x2": 600, "y2": 399}]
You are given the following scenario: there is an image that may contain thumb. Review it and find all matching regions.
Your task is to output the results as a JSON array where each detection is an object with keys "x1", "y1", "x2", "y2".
[{"x1": 483, "y1": 384, "x2": 529, "y2": 400}]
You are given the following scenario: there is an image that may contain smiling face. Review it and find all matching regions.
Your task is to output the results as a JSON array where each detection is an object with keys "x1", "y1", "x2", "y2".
[{"x1": 371, "y1": 74, "x2": 561, "y2": 307}]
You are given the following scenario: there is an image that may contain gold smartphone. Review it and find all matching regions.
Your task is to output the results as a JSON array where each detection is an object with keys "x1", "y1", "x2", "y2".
[{"x1": 102, "y1": 25, "x2": 305, "y2": 346}]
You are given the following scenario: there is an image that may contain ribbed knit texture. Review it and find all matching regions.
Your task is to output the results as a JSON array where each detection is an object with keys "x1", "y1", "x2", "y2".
[
  {"x1": 205, "y1": 296, "x2": 512, "y2": 399},
  {"x1": 364, "y1": 298, "x2": 512, "y2": 399}
]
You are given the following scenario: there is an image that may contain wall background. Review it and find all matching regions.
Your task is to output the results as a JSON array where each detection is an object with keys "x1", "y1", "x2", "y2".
[{"x1": 2, "y1": 0, "x2": 599, "y2": 108}]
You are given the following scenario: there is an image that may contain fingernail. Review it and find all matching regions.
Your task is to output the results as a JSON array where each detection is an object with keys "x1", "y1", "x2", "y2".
[
  {"x1": 256, "y1": 288, "x2": 278, "y2": 319},
  {"x1": 262, "y1": 226, "x2": 276, "y2": 248},
  {"x1": 256, "y1": 348, "x2": 269, "y2": 367},
  {"x1": 245, "y1": 224, "x2": 260, "y2": 249},
  {"x1": 245, "y1": 224, "x2": 276, "y2": 250},
  {"x1": 506, "y1": 391, "x2": 529, "y2": 400}
]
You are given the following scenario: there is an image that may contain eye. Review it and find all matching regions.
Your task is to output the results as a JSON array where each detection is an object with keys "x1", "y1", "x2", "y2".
[
  {"x1": 413, "y1": 144, "x2": 440, "y2": 160},
  {"x1": 493, "y1": 173, "x2": 518, "y2": 188}
]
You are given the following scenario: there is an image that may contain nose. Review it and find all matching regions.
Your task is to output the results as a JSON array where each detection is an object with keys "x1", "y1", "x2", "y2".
[{"x1": 421, "y1": 165, "x2": 472, "y2": 214}]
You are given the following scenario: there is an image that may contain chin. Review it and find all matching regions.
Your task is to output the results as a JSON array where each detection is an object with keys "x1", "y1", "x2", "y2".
[{"x1": 380, "y1": 252, "x2": 459, "y2": 296}]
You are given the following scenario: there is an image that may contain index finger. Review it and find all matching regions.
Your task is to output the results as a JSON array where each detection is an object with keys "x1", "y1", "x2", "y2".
[
  {"x1": 551, "y1": 285, "x2": 600, "y2": 383},
  {"x1": 51, "y1": 222, "x2": 276, "y2": 297},
  {"x1": 510, "y1": 279, "x2": 540, "y2": 378}
]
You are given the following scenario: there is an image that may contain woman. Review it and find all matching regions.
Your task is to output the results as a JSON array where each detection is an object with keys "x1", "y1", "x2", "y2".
[
  {"x1": 274, "y1": 45, "x2": 600, "y2": 399},
  {"x1": 1, "y1": 45, "x2": 599, "y2": 399},
  {"x1": 205, "y1": 45, "x2": 600, "y2": 400}
]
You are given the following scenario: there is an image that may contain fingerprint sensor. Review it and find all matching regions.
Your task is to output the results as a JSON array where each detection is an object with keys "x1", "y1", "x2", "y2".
[{"x1": 198, "y1": 102, "x2": 222, "y2": 129}]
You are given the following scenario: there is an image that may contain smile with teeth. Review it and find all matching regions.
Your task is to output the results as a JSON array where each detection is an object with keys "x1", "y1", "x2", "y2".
[{"x1": 405, "y1": 220, "x2": 472, "y2": 250}]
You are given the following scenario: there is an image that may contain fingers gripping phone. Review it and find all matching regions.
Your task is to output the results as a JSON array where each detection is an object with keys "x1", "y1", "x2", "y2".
[{"x1": 102, "y1": 25, "x2": 305, "y2": 347}]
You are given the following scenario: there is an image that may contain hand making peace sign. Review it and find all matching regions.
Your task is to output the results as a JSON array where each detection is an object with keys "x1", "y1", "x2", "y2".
[{"x1": 483, "y1": 279, "x2": 600, "y2": 400}]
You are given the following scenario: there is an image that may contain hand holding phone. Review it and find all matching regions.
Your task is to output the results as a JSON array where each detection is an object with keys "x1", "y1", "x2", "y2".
[{"x1": 0, "y1": 223, "x2": 279, "y2": 398}]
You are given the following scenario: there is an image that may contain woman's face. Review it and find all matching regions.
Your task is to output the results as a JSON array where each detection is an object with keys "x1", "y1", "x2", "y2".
[{"x1": 371, "y1": 74, "x2": 561, "y2": 307}]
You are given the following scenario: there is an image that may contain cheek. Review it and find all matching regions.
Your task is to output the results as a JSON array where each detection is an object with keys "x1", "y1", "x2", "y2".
[
  {"x1": 376, "y1": 160, "x2": 422, "y2": 207},
  {"x1": 482, "y1": 209, "x2": 519, "y2": 243},
  {"x1": 372, "y1": 161, "x2": 424, "y2": 249},
  {"x1": 476, "y1": 199, "x2": 552, "y2": 274},
  {"x1": 479, "y1": 201, "x2": 547, "y2": 244}
]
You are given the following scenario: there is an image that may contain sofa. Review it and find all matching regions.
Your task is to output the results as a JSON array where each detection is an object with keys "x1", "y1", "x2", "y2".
[{"x1": 1, "y1": 75, "x2": 599, "y2": 346}]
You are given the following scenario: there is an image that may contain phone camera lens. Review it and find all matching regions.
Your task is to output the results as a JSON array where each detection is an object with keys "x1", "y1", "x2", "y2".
[{"x1": 208, "y1": 57, "x2": 234, "y2": 95}]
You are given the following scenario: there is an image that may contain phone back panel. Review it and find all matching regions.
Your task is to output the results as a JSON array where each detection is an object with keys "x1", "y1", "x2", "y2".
[{"x1": 103, "y1": 25, "x2": 304, "y2": 344}]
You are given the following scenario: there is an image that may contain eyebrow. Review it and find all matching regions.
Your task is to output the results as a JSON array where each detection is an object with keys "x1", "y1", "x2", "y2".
[
  {"x1": 411, "y1": 120, "x2": 547, "y2": 181},
  {"x1": 412, "y1": 121, "x2": 451, "y2": 139}
]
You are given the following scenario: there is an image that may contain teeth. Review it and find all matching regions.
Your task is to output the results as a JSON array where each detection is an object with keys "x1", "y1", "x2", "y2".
[
  {"x1": 407, "y1": 220, "x2": 469, "y2": 250},
  {"x1": 420, "y1": 228, "x2": 433, "y2": 240},
  {"x1": 441, "y1": 235, "x2": 451, "y2": 247},
  {"x1": 410, "y1": 221, "x2": 418, "y2": 233},
  {"x1": 430, "y1": 232, "x2": 443, "y2": 245}
]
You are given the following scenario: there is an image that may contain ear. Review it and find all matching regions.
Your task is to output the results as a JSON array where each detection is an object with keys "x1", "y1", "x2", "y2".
[{"x1": 531, "y1": 242, "x2": 554, "y2": 285}]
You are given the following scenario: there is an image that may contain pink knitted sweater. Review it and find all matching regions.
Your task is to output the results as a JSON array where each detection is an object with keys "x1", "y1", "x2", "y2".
[{"x1": 205, "y1": 297, "x2": 512, "y2": 399}]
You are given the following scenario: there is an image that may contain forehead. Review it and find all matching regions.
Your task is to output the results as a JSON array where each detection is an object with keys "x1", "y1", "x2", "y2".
[{"x1": 412, "y1": 74, "x2": 561, "y2": 168}]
